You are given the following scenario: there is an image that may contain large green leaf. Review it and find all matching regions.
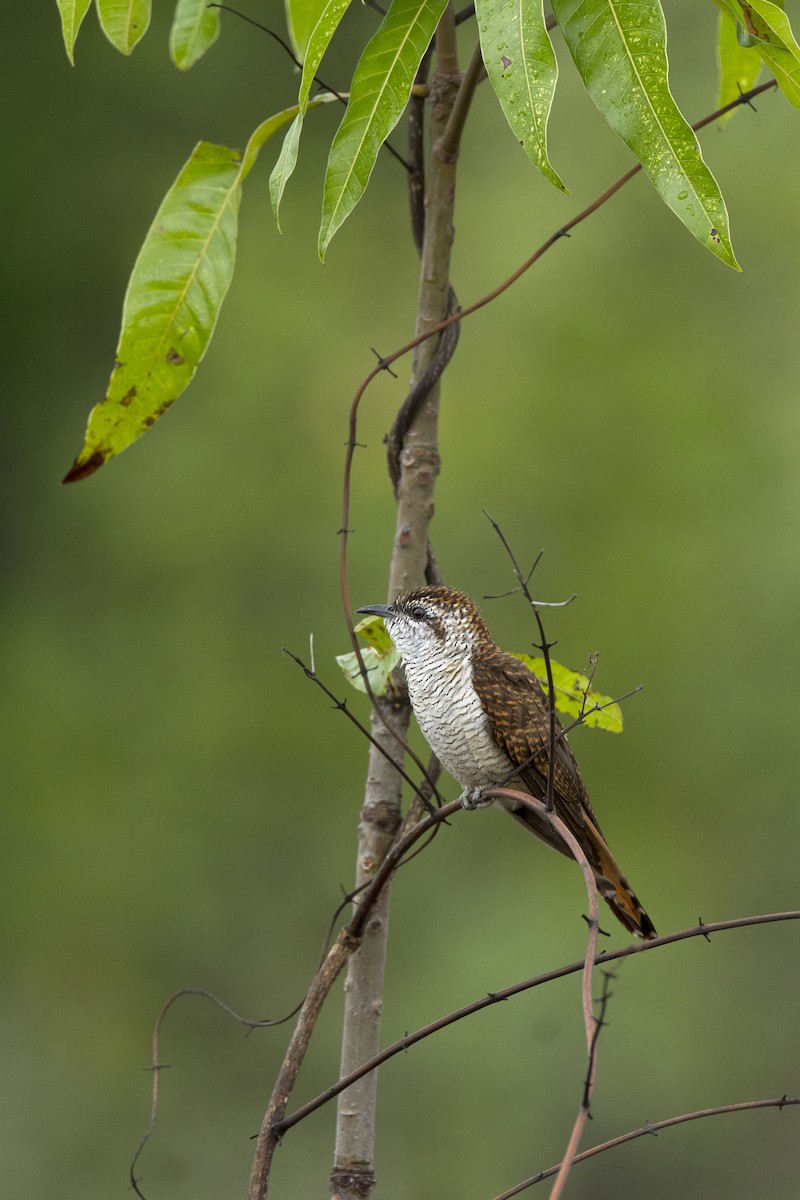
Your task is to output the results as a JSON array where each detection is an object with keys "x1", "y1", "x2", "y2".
[
  {"x1": 512, "y1": 655, "x2": 624, "y2": 733},
  {"x1": 169, "y1": 0, "x2": 221, "y2": 70},
  {"x1": 56, "y1": 0, "x2": 93, "y2": 64},
  {"x1": 552, "y1": 0, "x2": 739, "y2": 269},
  {"x1": 64, "y1": 112, "x2": 307, "y2": 482},
  {"x1": 95, "y1": 0, "x2": 151, "y2": 54},
  {"x1": 717, "y1": 10, "x2": 762, "y2": 122},
  {"x1": 285, "y1": 0, "x2": 331, "y2": 58},
  {"x1": 64, "y1": 143, "x2": 241, "y2": 481},
  {"x1": 475, "y1": 0, "x2": 566, "y2": 190},
  {"x1": 319, "y1": 0, "x2": 448, "y2": 260}
]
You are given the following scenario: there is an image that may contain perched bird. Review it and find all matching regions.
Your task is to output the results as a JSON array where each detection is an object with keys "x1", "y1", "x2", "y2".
[{"x1": 358, "y1": 585, "x2": 656, "y2": 940}]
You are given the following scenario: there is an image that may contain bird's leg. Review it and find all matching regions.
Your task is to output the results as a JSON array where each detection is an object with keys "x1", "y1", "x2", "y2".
[{"x1": 459, "y1": 786, "x2": 494, "y2": 810}]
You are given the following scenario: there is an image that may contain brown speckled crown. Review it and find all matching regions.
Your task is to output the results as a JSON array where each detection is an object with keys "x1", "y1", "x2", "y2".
[{"x1": 393, "y1": 585, "x2": 494, "y2": 644}]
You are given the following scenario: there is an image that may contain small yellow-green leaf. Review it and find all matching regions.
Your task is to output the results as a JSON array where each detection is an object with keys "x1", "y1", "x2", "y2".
[
  {"x1": 352, "y1": 614, "x2": 395, "y2": 653},
  {"x1": 169, "y1": 0, "x2": 221, "y2": 70},
  {"x1": 96, "y1": 0, "x2": 152, "y2": 55},
  {"x1": 336, "y1": 616, "x2": 401, "y2": 694},
  {"x1": 56, "y1": 0, "x2": 93, "y2": 64},
  {"x1": 336, "y1": 646, "x2": 401, "y2": 696},
  {"x1": 513, "y1": 654, "x2": 624, "y2": 733},
  {"x1": 717, "y1": 10, "x2": 762, "y2": 122}
]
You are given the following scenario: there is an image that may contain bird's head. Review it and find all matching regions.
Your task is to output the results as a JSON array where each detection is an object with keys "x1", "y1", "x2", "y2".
[{"x1": 357, "y1": 585, "x2": 491, "y2": 665}]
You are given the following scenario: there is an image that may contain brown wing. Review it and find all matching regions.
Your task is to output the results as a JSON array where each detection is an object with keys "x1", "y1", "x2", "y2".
[
  {"x1": 473, "y1": 645, "x2": 605, "y2": 863},
  {"x1": 475, "y1": 646, "x2": 657, "y2": 940}
]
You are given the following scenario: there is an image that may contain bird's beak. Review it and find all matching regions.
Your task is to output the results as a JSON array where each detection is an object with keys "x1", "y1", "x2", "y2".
[{"x1": 356, "y1": 603, "x2": 394, "y2": 619}]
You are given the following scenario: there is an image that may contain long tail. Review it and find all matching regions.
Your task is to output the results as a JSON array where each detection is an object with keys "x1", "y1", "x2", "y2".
[
  {"x1": 588, "y1": 822, "x2": 657, "y2": 940},
  {"x1": 503, "y1": 802, "x2": 657, "y2": 940}
]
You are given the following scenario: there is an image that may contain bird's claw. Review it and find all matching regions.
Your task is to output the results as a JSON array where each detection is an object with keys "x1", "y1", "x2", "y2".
[{"x1": 460, "y1": 787, "x2": 492, "y2": 810}]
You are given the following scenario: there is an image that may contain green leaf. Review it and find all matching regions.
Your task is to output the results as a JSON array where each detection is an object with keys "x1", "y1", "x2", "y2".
[
  {"x1": 299, "y1": 0, "x2": 352, "y2": 111},
  {"x1": 744, "y1": 0, "x2": 800, "y2": 109},
  {"x1": 64, "y1": 143, "x2": 241, "y2": 481},
  {"x1": 475, "y1": 0, "x2": 566, "y2": 191},
  {"x1": 64, "y1": 110, "x2": 317, "y2": 481},
  {"x1": 512, "y1": 654, "x2": 624, "y2": 733},
  {"x1": 336, "y1": 617, "x2": 401, "y2": 695},
  {"x1": 270, "y1": 92, "x2": 341, "y2": 229},
  {"x1": 319, "y1": 0, "x2": 448, "y2": 260},
  {"x1": 285, "y1": 0, "x2": 331, "y2": 58},
  {"x1": 169, "y1": 0, "x2": 221, "y2": 70},
  {"x1": 96, "y1": 0, "x2": 152, "y2": 54},
  {"x1": 269, "y1": 0, "x2": 351, "y2": 225},
  {"x1": 717, "y1": 10, "x2": 762, "y2": 122},
  {"x1": 552, "y1": 0, "x2": 740, "y2": 269},
  {"x1": 56, "y1": 0, "x2": 93, "y2": 64}
]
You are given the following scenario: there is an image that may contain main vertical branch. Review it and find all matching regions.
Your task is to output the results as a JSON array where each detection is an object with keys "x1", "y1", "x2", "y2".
[{"x1": 330, "y1": 9, "x2": 462, "y2": 1199}]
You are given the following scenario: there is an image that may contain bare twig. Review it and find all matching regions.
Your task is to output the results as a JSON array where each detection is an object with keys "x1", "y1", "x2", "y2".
[
  {"x1": 482, "y1": 512, "x2": 560, "y2": 811},
  {"x1": 276, "y1": 910, "x2": 800, "y2": 1133},
  {"x1": 130, "y1": 988, "x2": 302, "y2": 1198},
  {"x1": 491, "y1": 1095, "x2": 800, "y2": 1198},
  {"x1": 487, "y1": 790, "x2": 600, "y2": 1200},
  {"x1": 282, "y1": 647, "x2": 443, "y2": 809}
]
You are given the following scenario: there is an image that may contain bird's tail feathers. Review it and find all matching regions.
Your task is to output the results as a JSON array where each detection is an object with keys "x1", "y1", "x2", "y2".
[{"x1": 589, "y1": 823, "x2": 656, "y2": 941}]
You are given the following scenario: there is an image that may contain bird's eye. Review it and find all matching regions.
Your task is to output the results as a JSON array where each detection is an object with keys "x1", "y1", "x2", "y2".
[{"x1": 409, "y1": 604, "x2": 428, "y2": 621}]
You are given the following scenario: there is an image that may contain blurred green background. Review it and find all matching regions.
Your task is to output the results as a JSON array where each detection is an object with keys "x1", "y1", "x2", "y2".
[{"x1": 3, "y1": 5, "x2": 799, "y2": 1198}]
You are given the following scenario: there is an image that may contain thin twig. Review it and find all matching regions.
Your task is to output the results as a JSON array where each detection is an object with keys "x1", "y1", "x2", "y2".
[
  {"x1": 491, "y1": 1096, "x2": 800, "y2": 1199},
  {"x1": 282, "y1": 648, "x2": 443, "y2": 809},
  {"x1": 276, "y1": 910, "x2": 800, "y2": 1133},
  {"x1": 130, "y1": 988, "x2": 302, "y2": 1198},
  {"x1": 488, "y1": 790, "x2": 600, "y2": 1200},
  {"x1": 482, "y1": 512, "x2": 560, "y2": 811}
]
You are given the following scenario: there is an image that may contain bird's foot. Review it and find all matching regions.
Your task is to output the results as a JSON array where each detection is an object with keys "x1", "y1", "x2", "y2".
[{"x1": 459, "y1": 786, "x2": 493, "y2": 810}]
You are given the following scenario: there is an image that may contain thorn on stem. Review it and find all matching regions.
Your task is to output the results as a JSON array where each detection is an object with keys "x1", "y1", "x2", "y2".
[{"x1": 371, "y1": 348, "x2": 399, "y2": 377}]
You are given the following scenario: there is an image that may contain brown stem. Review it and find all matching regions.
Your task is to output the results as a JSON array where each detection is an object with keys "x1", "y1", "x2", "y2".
[{"x1": 332, "y1": 16, "x2": 463, "y2": 1193}]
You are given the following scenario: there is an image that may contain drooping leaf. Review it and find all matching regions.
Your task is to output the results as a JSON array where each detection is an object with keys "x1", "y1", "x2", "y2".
[
  {"x1": 270, "y1": 92, "x2": 341, "y2": 228},
  {"x1": 269, "y1": 0, "x2": 351, "y2": 224},
  {"x1": 169, "y1": 0, "x2": 221, "y2": 70},
  {"x1": 56, "y1": 0, "x2": 93, "y2": 64},
  {"x1": 95, "y1": 0, "x2": 152, "y2": 54},
  {"x1": 551, "y1": 0, "x2": 740, "y2": 269},
  {"x1": 299, "y1": 0, "x2": 352, "y2": 110},
  {"x1": 336, "y1": 616, "x2": 401, "y2": 695},
  {"x1": 319, "y1": 0, "x2": 448, "y2": 260},
  {"x1": 744, "y1": 0, "x2": 800, "y2": 108},
  {"x1": 475, "y1": 0, "x2": 566, "y2": 190},
  {"x1": 64, "y1": 143, "x2": 241, "y2": 481},
  {"x1": 285, "y1": 0, "x2": 331, "y2": 58},
  {"x1": 717, "y1": 10, "x2": 762, "y2": 122},
  {"x1": 513, "y1": 654, "x2": 624, "y2": 732},
  {"x1": 64, "y1": 108, "x2": 323, "y2": 481}
]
